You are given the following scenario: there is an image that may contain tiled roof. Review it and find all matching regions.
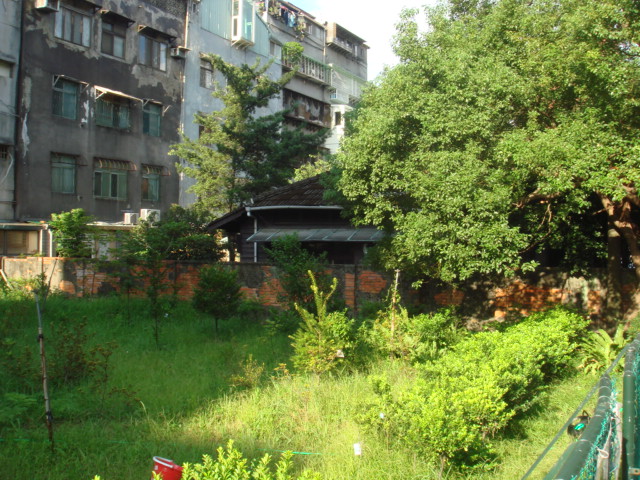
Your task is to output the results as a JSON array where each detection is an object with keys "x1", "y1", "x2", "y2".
[
  {"x1": 208, "y1": 175, "x2": 338, "y2": 230},
  {"x1": 250, "y1": 175, "x2": 332, "y2": 207}
]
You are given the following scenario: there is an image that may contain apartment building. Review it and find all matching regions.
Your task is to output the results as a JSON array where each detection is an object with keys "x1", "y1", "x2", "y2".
[
  {"x1": 13, "y1": 0, "x2": 186, "y2": 253},
  {"x1": 178, "y1": 0, "x2": 282, "y2": 206},
  {"x1": 264, "y1": 1, "x2": 368, "y2": 153},
  {"x1": 2, "y1": 0, "x2": 367, "y2": 256},
  {"x1": 0, "y1": 0, "x2": 24, "y2": 255}
]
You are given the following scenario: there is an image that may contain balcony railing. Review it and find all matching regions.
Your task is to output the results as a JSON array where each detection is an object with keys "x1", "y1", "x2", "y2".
[{"x1": 282, "y1": 53, "x2": 329, "y2": 84}]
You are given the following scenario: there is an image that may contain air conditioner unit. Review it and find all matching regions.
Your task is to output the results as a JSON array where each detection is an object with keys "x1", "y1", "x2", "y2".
[
  {"x1": 123, "y1": 212, "x2": 139, "y2": 225},
  {"x1": 140, "y1": 208, "x2": 161, "y2": 222},
  {"x1": 35, "y1": 0, "x2": 60, "y2": 12},
  {"x1": 170, "y1": 46, "x2": 189, "y2": 59}
]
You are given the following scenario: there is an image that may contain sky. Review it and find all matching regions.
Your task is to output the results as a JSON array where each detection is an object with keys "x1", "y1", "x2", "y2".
[{"x1": 289, "y1": 0, "x2": 438, "y2": 80}]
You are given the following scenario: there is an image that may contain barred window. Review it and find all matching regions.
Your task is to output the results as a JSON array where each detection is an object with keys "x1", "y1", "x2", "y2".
[
  {"x1": 200, "y1": 59, "x2": 215, "y2": 89},
  {"x1": 96, "y1": 97, "x2": 131, "y2": 129}
]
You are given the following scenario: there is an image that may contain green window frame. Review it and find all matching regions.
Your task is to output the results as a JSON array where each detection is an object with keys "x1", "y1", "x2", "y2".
[
  {"x1": 143, "y1": 102, "x2": 162, "y2": 137},
  {"x1": 96, "y1": 97, "x2": 131, "y2": 129},
  {"x1": 93, "y1": 159, "x2": 129, "y2": 200},
  {"x1": 52, "y1": 78, "x2": 78, "y2": 120},
  {"x1": 142, "y1": 165, "x2": 162, "y2": 202},
  {"x1": 51, "y1": 154, "x2": 77, "y2": 194}
]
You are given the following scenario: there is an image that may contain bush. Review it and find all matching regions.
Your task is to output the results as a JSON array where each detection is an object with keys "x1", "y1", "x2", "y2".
[
  {"x1": 290, "y1": 272, "x2": 365, "y2": 374},
  {"x1": 193, "y1": 265, "x2": 242, "y2": 333},
  {"x1": 369, "y1": 307, "x2": 464, "y2": 363},
  {"x1": 181, "y1": 440, "x2": 321, "y2": 480},
  {"x1": 360, "y1": 307, "x2": 588, "y2": 471}
]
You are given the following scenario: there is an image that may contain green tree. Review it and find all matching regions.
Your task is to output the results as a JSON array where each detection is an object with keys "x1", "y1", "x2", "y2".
[
  {"x1": 114, "y1": 206, "x2": 222, "y2": 344},
  {"x1": 170, "y1": 54, "x2": 328, "y2": 215},
  {"x1": 192, "y1": 264, "x2": 242, "y2": 334},
  {"x1": 49, "y1": 209, "x2": 96, "y2": 258},
  {"x1": 335, "y1": 0, "x2": 640, "y2": 317}
]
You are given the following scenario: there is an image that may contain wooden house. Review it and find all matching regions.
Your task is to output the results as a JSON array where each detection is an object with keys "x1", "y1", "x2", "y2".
[{"x1": 207, "y1": 176, "x2": 384, "y2": 264}]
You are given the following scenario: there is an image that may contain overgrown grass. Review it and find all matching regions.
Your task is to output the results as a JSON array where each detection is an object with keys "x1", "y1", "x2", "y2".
[{"x1": 0, "y1": 293, "x2": 601, "y2": 479}]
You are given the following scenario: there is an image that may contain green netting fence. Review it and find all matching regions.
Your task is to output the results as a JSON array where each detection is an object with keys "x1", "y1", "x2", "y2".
[
  {"x1": 624, "y1": 335, "x2": 640, "y2": 479},
  {"x1": 523, "y1": 334, "x2": 640, "y2": 480}
]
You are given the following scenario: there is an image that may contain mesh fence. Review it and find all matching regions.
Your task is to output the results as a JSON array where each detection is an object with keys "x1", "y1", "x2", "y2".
[{"x1": 525, "y1": 335, "x2": 640, "y2": 480}]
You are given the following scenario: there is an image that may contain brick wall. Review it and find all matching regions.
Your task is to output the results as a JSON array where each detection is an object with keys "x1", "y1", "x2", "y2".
[{"x1": 1, "y1": 257, "x2": 634, "y2": 321}]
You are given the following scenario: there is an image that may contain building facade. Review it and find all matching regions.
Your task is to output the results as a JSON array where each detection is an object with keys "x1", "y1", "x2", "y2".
[
  {"x1": 1, "y1": 0, "x2": 368, "y2": 256},
  {"x1": 0, "y1": 0, "x2": 24, "y2": 255}
]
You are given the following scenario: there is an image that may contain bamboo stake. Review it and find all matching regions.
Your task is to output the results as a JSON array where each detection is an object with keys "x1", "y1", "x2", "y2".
[{"x1": 35, "y1": 291, "x2": 55, "y2": 452}]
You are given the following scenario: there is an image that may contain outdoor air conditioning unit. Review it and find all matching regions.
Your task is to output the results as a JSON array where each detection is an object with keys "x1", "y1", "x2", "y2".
[
  {"x1": 140, "y1": 208, "x2": 161, "y2": 222},
  {"x1": 35, "y1": 0, "x2": 60, "y2": 12},
  {"x1": 170, "y1": 46, "x2": 189, "y2": 60},
  {"x1": 123, "y1": 212, "x2": 139, "y2": 225}
]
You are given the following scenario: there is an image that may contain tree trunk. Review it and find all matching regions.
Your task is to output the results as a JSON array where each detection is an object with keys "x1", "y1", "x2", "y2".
[
  {"x1": 604, "y1": 220, "x2": 623, "y2": 326},
  {"x1": 599, "y1": 194, "x2": 640, "y2": 323}
]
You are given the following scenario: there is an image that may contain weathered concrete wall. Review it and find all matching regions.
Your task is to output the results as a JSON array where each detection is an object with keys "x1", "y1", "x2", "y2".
[
  {"x1": 0, "y1": 0, "x2": 21, "y2": 220},
  {"x1": 16, "y1": 0, "x2": 186, "y2": 222},
  {"x1": 3, "y1": 257, "x2": 635, "y2": 322}
]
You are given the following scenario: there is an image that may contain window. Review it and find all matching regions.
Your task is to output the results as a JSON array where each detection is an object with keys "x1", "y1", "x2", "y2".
[
  {"x1": 93, "y1": 159, "x2": 129, "y2": 200},
  {"x1": 200, "y1": 59, "x2": 215, "y2": 89},
  {"x1": 0, "y1": 230, "x2": 39, "y2": 256},
  {"x1": 142, "y1": 165, "x2": 162, "y2": 201},
  {"x1": 143, "y1": 102, "x2": 162, "y2": 136},
  {"x1": 96, "y1": 96, "x2": 131, "y2": 129},
  {"x1": 0, "y1": 60, "x2": 13, "y2": 78},
  {"x1": 52, "y1": 77, "x2": 78, "y2": 120},
  {"x1": 51, "y1": 154, "x2": 77, "y2": 194},
  {"x1": 0, "y1": 145, "x2": 8, "y2": 161},
  {"x1": 231, "y1": 0, "x2": 254, "y2": 46},
  {"x1": 54, "y1": 5, "x2": 92, "y2": 47},
  {"x1": 101, "y1": 19, "x2": 126, "y2": 58},
  {"x1": 139, "y1": 35, "x2": 167, "y2": 71}
]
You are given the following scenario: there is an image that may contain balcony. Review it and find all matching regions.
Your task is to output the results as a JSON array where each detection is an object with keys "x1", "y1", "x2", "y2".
[{"x1": 282, "y1": 53, "x2": 329, "y2": 85}]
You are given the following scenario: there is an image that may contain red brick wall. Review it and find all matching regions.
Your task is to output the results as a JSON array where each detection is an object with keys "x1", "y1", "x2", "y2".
[{"x1": 1, "y1": 257, "x2": 629, "y2": 320}]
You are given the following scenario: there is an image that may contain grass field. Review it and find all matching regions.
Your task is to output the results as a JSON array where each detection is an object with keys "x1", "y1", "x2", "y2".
[{"x1": 0, "y1": 293, "x2": 601, "y2": 479}]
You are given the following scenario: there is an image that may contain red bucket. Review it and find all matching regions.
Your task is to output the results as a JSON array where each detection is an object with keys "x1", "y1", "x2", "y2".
[{"x1": 151, "y1": 456, "x2": 183, "y2": 480}]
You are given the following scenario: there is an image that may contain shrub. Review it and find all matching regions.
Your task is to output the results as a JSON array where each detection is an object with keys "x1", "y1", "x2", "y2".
[
  {"x1": 181, "y1": 440, "x2": 321, "y2": 480},
  {"x1": 360, "y1": 307, "x2": 588, "y2": 471},
  {"x1": 193, "y1": 265, "x2": 242, "y2": 333},
  {"x1": 369, "y1": 307, "x2": 464, "y2": 363},
  {"x1": 290, "y1": 272, "x2": 364, "y2": 374},
  {"x1": 578, "y1": 324, "x2": 628, "y2": 374}
]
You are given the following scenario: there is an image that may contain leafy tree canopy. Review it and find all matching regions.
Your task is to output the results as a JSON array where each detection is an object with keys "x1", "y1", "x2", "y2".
[
  {"x1": 123, "y1": 205, "x2": 222, "y2": 262},
  {"x1": 171, "y1": 54, "x2": 328, "y2": 215},
  {"x1": 336, "y1": 0, "x2": 640, "y2": 284}
]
